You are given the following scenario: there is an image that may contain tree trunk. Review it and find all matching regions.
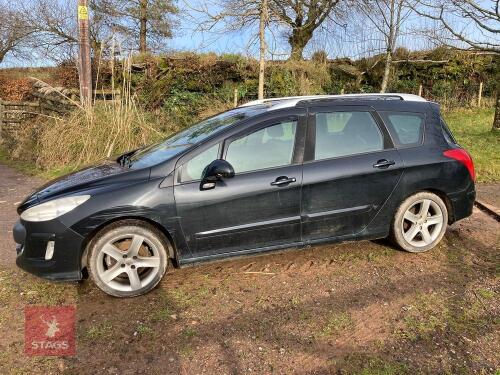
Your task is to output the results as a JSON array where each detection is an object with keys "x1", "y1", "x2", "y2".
[
  {"x1": 288, "y1": 28, "x2": 312, "y2": 61},
  {"x1": 381, "y1": 0, "x2": 396, "y2": 93},
  {"x1": 139, "y1": 0, "x2": 148, "y2": 53},
  {"x1": 380, "y1": 50, "x2": 392, "y2": 93},
  {"x1": 258, "y1": 0, "x2": 267, "y2": 100}
]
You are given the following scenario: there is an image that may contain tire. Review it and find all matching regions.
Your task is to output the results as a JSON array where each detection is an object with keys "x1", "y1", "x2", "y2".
[
  {"x1": 391, "y1": 192, "x2": 448, "y2": 253},
  {"x1": 87, "y1": 220, "x2": 169, "y2": 297}
]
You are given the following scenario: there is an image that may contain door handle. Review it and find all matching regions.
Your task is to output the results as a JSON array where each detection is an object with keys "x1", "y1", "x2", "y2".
[
  {"x1": 373, "y1": 159, "x2": 396, "y2": 169},
  {"x1": 271, "y1": 176, "x2": 297, "y2": 186}
]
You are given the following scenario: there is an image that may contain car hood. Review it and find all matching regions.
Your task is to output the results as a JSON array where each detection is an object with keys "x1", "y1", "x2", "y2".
[{"x1": 17, "y1": 160, "x2": 151, "y2": 213}]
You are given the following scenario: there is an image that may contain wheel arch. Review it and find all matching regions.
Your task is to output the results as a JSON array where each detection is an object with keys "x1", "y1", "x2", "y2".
[
  {"x1": 420, "y1": 188, "x2": 455, "y2": 224},
  {"x1": 395, "y1": 188, "x2": 454, "y2": 224},
  {"x1": 79, "y1": 216, "x2": 178, "y2": 274}
]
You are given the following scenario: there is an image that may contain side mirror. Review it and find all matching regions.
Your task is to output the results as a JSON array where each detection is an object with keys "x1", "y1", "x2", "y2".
[{"x1": 200, "y1": 159, "x2": 235, "y2": 190}]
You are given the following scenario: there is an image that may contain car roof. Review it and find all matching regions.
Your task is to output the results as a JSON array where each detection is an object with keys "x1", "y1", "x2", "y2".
[{"x1": 240, "y1": 93, "x2": 427, "y2": 111}]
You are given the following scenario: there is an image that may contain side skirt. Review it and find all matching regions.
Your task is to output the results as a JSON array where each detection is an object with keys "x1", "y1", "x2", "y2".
[{"x1": 177, "y1": 230, "x2": 388, "y2": 268}]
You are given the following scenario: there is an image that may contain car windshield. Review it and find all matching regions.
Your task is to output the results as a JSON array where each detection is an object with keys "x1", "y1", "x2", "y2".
[{"x1": 126, "y1": 105, "x2": 268, "y2": 169}]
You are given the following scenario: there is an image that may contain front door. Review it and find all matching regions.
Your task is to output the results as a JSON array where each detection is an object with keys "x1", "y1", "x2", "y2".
[
  {"x1": 174, "y1": 112, "x2": 306, "y2": 259},
  {"x1": 301, "y1": 106, "x2": 403, "y2": 242}
]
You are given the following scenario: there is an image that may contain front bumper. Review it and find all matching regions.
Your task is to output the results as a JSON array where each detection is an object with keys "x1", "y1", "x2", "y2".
[{"x1": 14, "y1": 219, "x2": 85, "y2": 281}]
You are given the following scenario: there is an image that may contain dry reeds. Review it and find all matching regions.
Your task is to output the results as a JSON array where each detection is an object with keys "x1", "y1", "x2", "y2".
[{"x1": 36, "y1": 56, "x2": 165, "y2": 170}]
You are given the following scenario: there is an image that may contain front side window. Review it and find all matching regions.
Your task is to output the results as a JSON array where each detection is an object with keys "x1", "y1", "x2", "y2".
[
  {"x1": 226, "y1": 120, "x2": 297, "y2": 173},
  {"x1": 379, "y1": 111, "x2": 425, "y2": 148},
  {"x1": 180, "y1": 144, "x2": 220, "y2": 182},
  {"x1": 127, "y1": 105, "x2": 268, "y2": 169},
  {"x1": 314, "y1": 111, "x2": 384, "y2": 160}
]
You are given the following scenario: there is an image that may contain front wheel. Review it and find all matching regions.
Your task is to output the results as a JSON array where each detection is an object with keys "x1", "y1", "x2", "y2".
[
  {"x1": 87, "y1": 220, "x2": 169, "y2": 297},
  {"x1": 391, "y1": 192, "x2": 448, "y2": 253}
]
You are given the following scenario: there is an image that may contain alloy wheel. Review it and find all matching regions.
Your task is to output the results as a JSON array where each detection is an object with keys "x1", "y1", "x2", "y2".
[
  {"x1": 96, "y1": 234, "x2": 162, "y2": 292},
  {"x1": 401, "y1": 199, "x2": 444, "y2": 248}
]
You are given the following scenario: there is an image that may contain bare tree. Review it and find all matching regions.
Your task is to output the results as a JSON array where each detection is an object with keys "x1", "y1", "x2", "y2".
[
  {"x1": 0, "y1": 3, "x2": 34, "y2": 64},
  {"x1": 358, "y1": 0, "x2": 412, "y2": 93},
  {"x1": 187, "y1": 0, "x2": 269, "y2": 98},
  {"x1": 93, "y1": 0, "x2": 178, "y2": 53},
  {"x1": 269, "y1": 0, "x2": 343, "y2": 60},
  {"x1": 413, "y1": 0, "x2": 500, "y2": 130},
  {"x1": 14, "y1": 0, "x2": 109, "y2": 63},
  {"x1": 192, "y1": 0, "x2": 343, "y2": 60},
  {"x1": 20, "y1": 0, "x2": 78, "y2": 59}
]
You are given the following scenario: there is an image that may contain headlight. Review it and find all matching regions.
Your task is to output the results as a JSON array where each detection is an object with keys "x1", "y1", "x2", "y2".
[{"x1": 21, "y1": 195, "x2": 91, "y2": 222}]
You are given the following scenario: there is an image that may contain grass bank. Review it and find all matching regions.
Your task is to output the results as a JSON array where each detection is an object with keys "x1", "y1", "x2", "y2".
[{"x1": 443, "y1": 107, "x2": 498, "y2": 182}]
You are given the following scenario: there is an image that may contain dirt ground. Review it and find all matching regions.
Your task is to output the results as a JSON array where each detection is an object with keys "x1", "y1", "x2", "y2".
[
  {"x1": 0, "y1": 163, "x2": 498, "y2": 375},
  {"x1": 476, "y1": 184, "x2": 500, "y2": 209}
]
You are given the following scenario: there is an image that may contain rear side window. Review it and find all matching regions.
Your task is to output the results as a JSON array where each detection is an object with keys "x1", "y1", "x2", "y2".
[
  {"x1": 314, "y1": 111, "x2": 384, "y2": 160},
  {"x1": 379, "y1": 112, "x2": 425, "y2": 148}
]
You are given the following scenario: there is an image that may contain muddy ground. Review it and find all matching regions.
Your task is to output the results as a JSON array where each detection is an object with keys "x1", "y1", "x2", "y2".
[{"x1": 0, "y1": 164, "x2": 498, "y2": 374}]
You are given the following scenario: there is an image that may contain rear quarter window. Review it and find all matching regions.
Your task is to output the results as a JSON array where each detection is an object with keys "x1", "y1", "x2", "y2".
[
  {"x1": 379, "y1": 111, "x2": 425, "y2": 148},
  {"x1": 440, "y1": 117, "x2": 458, "y2": 145}
]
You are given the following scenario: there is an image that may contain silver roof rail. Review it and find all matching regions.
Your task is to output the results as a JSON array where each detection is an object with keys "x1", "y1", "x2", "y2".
[{"x1": 240, "y1": 93, "x2": 427, "y2": 109}]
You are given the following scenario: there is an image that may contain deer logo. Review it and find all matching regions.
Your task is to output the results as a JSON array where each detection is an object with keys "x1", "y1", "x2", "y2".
[{"x1": 40, "y1": 315, "x2": 60, "y2": 338}]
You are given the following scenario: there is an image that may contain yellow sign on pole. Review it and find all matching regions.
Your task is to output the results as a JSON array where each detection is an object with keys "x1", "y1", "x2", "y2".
[{"x1": 78, "y1": 5, "x2": 88, "y2": 20}]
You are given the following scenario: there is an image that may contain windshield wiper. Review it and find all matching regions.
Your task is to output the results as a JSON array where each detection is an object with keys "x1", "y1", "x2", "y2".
[
  {"x1": 119, "y1": 149, "x2": 139, "y2": 168},
  {"x1": 120, "y1": 155, "x2": 131, "y2": 167}
]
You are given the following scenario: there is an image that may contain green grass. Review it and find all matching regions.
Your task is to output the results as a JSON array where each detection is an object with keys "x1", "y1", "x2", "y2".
[
  {"x1": 476, "y1": 288, "x2": 495, "y2": 300},
  {"x1": 0, "y1": 145, "x2": 77, "y2": 180},
  {"x1": 320, "y1": 311, "x2": 353, "y2": 336},
  {"x1": 399, "y1": 292, "x2": 449, "y2": 341},
  {"x1": 182, "y1": 327, "x2": 198, "y2": 339},
  {"x1": 337, "y1": 354, "x2": 410, "y2": 375},
  {"x1": 443, "y1": 107, "x2": 499, "y2": 182},
  {"x1": 82, "y1": 321, "x2": 115, "y2": 341},
  {"x1": 0, "y1": 146, "x2": 39, "y2": 176},
  {"x1": 136, "y1": 322, "x2": 153, "y2": 335},
  {"x1": 356, "y1": 359, "x2": 409, "y2": 375},
  {"x1": 398, "y1": 288, "x2": 496, "y2": 344}
]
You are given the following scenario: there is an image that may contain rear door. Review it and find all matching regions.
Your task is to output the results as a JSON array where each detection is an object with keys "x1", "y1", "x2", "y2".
[
  {"x1": 301, "y1": 105, "x2": 403, "y2": 242},
  {"x1": 174, "y1": 109, "x2": 307, "y2": 259}
]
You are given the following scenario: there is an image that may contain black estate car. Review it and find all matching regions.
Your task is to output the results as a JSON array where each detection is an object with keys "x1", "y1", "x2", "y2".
[{"x1": 14, "y1": 94, "x2": 476, "y2": 297}]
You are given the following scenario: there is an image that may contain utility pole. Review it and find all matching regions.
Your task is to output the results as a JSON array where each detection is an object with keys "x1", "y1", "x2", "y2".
[
  {"x1": 78, "y1": 0, "x2": 92, "y2": 106},
  {"x1": 139, "y1": 0, "x2": 148, "y2": 53}
]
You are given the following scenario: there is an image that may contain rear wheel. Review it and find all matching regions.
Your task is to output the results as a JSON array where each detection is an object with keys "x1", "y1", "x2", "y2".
[
  {"x1": 392, "y1": 192, "x2": 448, "y2": 253},
  {"x1": 87, "y1": 220, "x2": 169, "y2": 297}
]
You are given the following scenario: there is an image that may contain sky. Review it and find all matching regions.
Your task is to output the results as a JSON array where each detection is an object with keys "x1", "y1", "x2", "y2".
[{"x1": 2, "y1": 0, "x2": 496, "y2": 67}]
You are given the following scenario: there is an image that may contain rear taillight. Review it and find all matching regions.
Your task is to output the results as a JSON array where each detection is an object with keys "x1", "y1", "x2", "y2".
[{"x1": 443, "y1": 149, "x2": 476, "y2": 181}]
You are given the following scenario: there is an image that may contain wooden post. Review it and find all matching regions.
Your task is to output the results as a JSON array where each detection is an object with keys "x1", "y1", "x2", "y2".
[
  {"x1": 418, "y1": 84, "x2": 423, "y2": 97},
  {"x1": 233, "y1": 88, "x2": 238, "y2": 108},
  {"x1": 478, "y1": 82, "x2": 483, "y2": 107},
  {"x1": 340, "y1": 88, "x2": 345, "y2": 95},
  {"x1": 78, "y1": 0, "x2": 92, "y2": 106}
]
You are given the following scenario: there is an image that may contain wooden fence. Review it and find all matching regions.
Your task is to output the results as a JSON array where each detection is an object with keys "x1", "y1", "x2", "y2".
[
  {"x1": 0, "y1": 96, "x2": 74, "y2": 140},
  {"x1": 0, "y1": 88, "x2": 120, "y2": 140},
  {"x1": 0, "y1": 100, "x2": 41, "y2": 126}
]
